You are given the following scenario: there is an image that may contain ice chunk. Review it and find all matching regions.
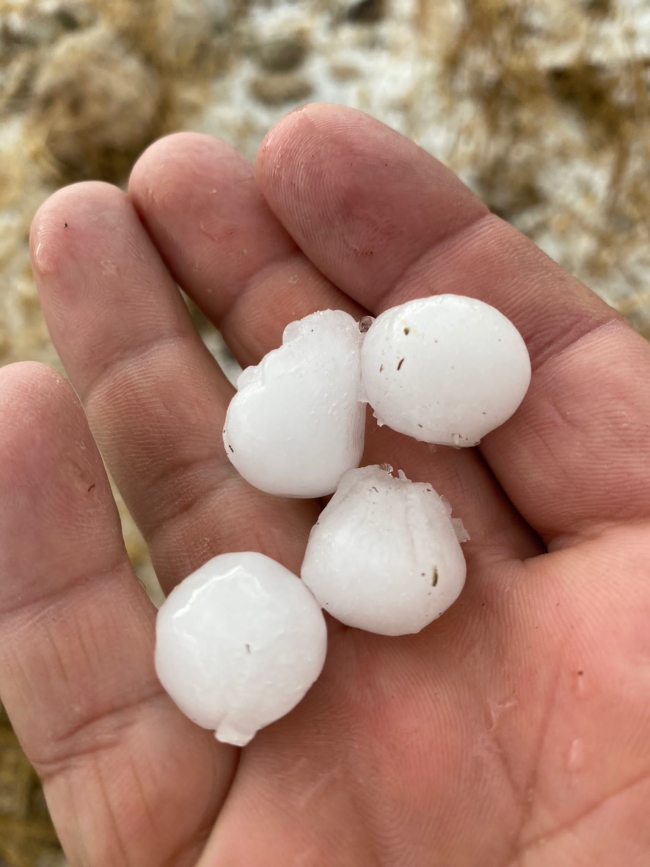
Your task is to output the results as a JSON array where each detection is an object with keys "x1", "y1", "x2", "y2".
[
  {"x1": 301, "y1": 465, "x2": 467, "y2": 636},
  {"x1": 361, "y1": 295, "x2": 531, "y2": 445},
  {"x1": 223, "y1": 310, "x2": 366, "y2": 497},
  {"x1": 155, "y1": 552, "x2": 327, "y2": 746}
]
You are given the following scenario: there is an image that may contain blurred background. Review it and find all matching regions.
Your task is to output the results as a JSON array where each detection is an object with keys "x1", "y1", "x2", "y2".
[{"x1": 0, "y1": 0, "x2": 649, "y2": 862}]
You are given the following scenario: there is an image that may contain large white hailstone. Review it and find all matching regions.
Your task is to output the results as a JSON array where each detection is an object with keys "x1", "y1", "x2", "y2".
[
  {"x1": 223, "y1": 310, "x2": 365, "y2": 498},
  {"x1": 155, "y1": 552, "x2": 327, "y2": 746},
  {"x1": 301, "y1": 465, "x2": 468, "y2": 636},
  {"x1": 361, "y1": 295, "x2": 531, "y2": 446}
]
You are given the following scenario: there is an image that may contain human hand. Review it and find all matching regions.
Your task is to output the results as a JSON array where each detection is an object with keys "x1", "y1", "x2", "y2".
[{"x1": 1, "y1": 105, "x2": 649, "y2": 866}]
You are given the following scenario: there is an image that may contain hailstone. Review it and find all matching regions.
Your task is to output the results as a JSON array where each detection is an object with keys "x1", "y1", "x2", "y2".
[
  {"x1": 361, "y1": 295, "x2": 531, "y2": 446},
  {"x1": 301, "y1": 465, "x2": 467, "y2": 636},
  {"x1": 223, "y1": 310, "x2": 365, "y2": 498},
  {"x1": 155, "y1": 552, "x2": 327, "y2": 746}
]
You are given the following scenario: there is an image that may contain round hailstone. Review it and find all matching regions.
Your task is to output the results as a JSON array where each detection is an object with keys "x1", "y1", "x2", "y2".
[
  {"x1": 361, "y1": 295, "x2": 531, "y2": 446},
  {"x1": 301, "y1": 465, "x2": 468, "y2": 636},
  {"x1": 155, "y1": 552, "x2": 327, "y2": 746},
  {"x1": 223, "y1": 310, "x2": 365, "y2": 498}
]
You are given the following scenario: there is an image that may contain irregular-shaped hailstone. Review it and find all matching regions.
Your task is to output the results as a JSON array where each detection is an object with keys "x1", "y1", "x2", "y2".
[
  {"x1": 155, "y1": 552, "x2": 327, "y2": 746},
  {"x1": 301, "y1": 465, "x2": 467, "y2": 636},
  {"x1": 361, "y1": 295, "x2": 531, "y2": 446},
  {"x1": 223, "y1": 310, "x2": 365, "y2": 498}
]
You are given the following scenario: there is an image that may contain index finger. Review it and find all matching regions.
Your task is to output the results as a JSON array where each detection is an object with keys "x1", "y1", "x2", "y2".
[{"x1": 256, "y1": 104, "x2": 650, "y2": 546}]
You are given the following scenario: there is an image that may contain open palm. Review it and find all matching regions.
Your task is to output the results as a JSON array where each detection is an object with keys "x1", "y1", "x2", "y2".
[{"x1": 1, "y1": 105, "x2": 649, "y2": 866}]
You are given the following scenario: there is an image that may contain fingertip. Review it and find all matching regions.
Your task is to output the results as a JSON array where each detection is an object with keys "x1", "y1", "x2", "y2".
[
  {"x1": 0, "y1": 362, "x2": 84, "y2": 478},
  {"x1": 128, "y1": 131, "x2": 253, "y2": 219},
  {"x1": 258, "y1": 102, "x2": 365, "y2": 152},
  {"x1": 255, "y1": 103, "x2": 415, "y2": 194},
  {"x1": 0, "y1": 360, "x2": 72, "y2": 421},
  {"x1": 256, "y1": 103, "x2": 333, "y2": 184},
  {"x1": 30, "y1": 181, "x2": 127, "y2": 278}
]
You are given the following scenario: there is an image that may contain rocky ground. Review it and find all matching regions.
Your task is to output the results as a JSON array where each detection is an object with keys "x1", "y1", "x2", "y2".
[{"x1": 0, "y1": 0, "x2": 649, "y2": 861}]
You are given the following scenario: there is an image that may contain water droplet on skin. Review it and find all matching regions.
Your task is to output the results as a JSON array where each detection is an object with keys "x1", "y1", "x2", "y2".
[
  {"x1": 567, "y1": 738, "x2": 585, "y2": 772},
  {"x1": 487, "y1": 698, "x2": 517, "y2": 731}
]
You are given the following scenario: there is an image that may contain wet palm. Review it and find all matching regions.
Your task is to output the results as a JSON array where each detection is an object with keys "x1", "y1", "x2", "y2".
[{"x1": 0, "y1": 106, "x2": 649, "y2": 866}]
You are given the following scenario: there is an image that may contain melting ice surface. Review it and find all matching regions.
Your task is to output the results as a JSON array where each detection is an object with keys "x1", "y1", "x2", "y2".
[
  {"x1": 361, "y1": 295, "x2": 531, "y2": 446},
  {"x1": 158, "y1": 295, "x2": 532, "y2": 734},
  {"x1": 223, "y1": 310, "x2": 365, "y2": 497},
  {"x1": 155, "y1": 552, "x2": 327, "y2": 746},
  {"x1": 301, "y1": 465, "x2": 468, "y2": 636}
]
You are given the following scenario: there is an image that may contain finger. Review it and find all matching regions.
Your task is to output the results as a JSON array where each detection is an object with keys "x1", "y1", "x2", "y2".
[
  {"x1": 129, "y1": 133, "x2": 540, "y2": 561},
  {"x1": 255, "y1": 104, "x2": 650, "y2": 545},
  {"x1": 0, "y1": 363, "x2": 232, "y2": 865},
  {"x1": 128, "y1": 132, "x2": 362, "y2": 369},
  {"x1": 31, "y1": 182, "x2": 319, "y2": 593}
]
